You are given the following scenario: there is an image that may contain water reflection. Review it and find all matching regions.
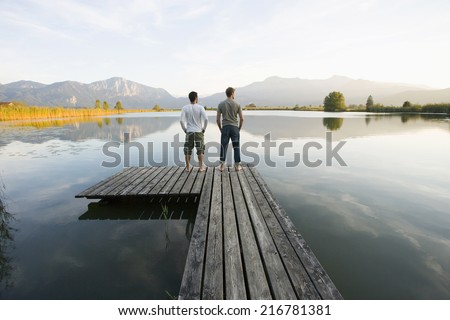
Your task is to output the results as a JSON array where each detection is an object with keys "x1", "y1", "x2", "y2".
[
  {"x1": 1, "y1": 111, "x2": 450, "y2": 299},
  {"x1": 0, "y1": 177, "x2": 15, "y2": 291},
  {"x1": 322, "y1": 118, "x2": 344, "y2": 131},
  {"x1": 1, "y1": 112, "x2": 448, "y2": 149},
  {"x1": 79, "y1": 197, "x2": 198, "y2": 246},
  {"x1": 0, "y1": 115, "x2": 180, "y2": 146},
  {"x1": 79, "y1": 197, "x2": 197, "y2": 222}
]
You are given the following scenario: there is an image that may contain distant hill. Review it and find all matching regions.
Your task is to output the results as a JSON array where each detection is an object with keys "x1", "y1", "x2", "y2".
[
  {"x1": 377, "y1": 87, "x2": 450, "y2": 106},
  {"x1": 0, "y1": 77, "x2": 178, "y2": 108},
  {"x1": 201, "y1": 76, "x2": 436, "y2": 107},
  {"x1": 1, "y1": 75, "x2": 449, "y2": 108}
]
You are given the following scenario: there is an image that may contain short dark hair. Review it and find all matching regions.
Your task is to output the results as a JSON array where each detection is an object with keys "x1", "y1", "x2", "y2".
[
  {"x1": 225, "y1": 87, "x2": 235, "y2": 98},
  {"x1": 188, "y1": 91, "x2": 198, "y2": 103}
]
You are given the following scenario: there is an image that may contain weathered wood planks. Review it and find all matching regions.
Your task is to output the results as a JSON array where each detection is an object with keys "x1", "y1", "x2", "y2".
[
  {"x1": 178, "y1": 167, "x2": 214, "y2": 299},
  {"x1": 75, "y1": 166, "x2": 203, "y2": 198},
  {"x1": 76, "y1": 165, "x2": 342, "y2": 300}
]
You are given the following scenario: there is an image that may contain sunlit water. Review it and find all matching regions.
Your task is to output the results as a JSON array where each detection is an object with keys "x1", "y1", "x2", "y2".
[{"x1": 0, "y1": 111, "x2": 449, "y2": 299}]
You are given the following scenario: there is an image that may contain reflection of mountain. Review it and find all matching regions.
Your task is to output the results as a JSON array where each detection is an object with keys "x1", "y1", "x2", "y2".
[
  {"x1": 323, "y1": 118, "x2": 344, "y2": 131},
  {"x1": 0, "y1": 115, "x2": 183, "y2": 146},
  {"x1": 1, "y1": 113, "x2": 448, "y2": 148},
  {"x1": 242, "y1": 113, "x2": 450, "y2": 140}
]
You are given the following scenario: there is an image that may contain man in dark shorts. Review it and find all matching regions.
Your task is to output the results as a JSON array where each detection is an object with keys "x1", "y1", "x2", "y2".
[
  {"x1": 216, "y1": 87, "x2": 244, "y2": 171},
  {"x1": 180, "y1": 91, "x2": 208, "y2": 172}
]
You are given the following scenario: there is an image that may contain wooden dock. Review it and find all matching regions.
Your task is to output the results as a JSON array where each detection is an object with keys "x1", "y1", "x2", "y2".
[{"x1": 76, "y1": 165, "x2": 342, "y2": 300}]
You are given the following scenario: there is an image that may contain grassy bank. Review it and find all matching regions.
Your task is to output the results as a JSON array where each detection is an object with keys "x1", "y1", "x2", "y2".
[{"x1": 0, "y1": 102, "x2": 158, "y2": 121}]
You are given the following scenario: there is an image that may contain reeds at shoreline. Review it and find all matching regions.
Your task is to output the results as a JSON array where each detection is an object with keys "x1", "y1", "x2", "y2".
[{"x1": 0, "y1": 102, "x2": 152, "y2": 121}]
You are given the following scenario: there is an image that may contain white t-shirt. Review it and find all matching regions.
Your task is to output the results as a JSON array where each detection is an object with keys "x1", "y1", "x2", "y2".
[{"x1": 180, "y1": 103, "x2": 208, "y2": 133}]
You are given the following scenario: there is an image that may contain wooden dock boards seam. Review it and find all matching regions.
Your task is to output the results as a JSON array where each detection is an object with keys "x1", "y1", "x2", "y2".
[
  {"x1": 128, "y1": 166, "x2": 165, "y2": 195},
  {"x1": 118, "y1": 166, "x2": 155, "y2": 196},
  {"x1": 236, "y1": 168, "x2": 297, "y2": 299},
  {"x1": 202, "y1": 168, "x2": 223, "y2": 299},
  {"x1": 229, "y1": 170, "x2": 272, "y2": 299},
  {"x1": 241, "y1": 167, "x2": 320, "y2": 299},
  {"x1": 178, "y1": 167, "x2": 214, "y2": 299},
  {"x1": 222, "y1": 170, "x2": 247, "y2": 299},
  {"x1": 137, "y1": 166, "x2": 168, "y2": 195},
  {"x1": 247, "y1": 166, "x2": 343, "y2": 300},
  {"x1": 75, "y1": 167, "x2": 134, "y2": 198}
]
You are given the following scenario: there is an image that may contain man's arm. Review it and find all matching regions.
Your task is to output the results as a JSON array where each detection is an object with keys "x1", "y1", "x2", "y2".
[
  {"x1": 180, "y1": 108, "x2": 187, "y2": 133},
  {"x1": 200, "y1": 107, "x2": 208, "y2": 132},
  {"x1": 216, "y1": 109, "x2": 222, "y2": 132},
  {"x1": 238, "y1": 109, "x2": 244, "y2": 131}
]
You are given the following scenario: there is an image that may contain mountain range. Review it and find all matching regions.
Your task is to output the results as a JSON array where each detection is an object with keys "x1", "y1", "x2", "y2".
[{"x1": 1, "y1": 76, "x2": 449, "y2": 108}]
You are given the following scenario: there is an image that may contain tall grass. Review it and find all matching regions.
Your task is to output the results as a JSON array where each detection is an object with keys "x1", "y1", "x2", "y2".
[{"x1": 0, "y1": 102, "x2": 151, "y2": 121}]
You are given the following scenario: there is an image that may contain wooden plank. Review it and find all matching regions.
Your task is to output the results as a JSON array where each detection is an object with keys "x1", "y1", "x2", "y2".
[
  {"x1": 202, "y1": 168, "x2": 224, "y2": 299},
  {"x1": 170, "y1": 168, "x2": 192, "y2": 194},
  {"x1": 222, "y1": 169, "x2": 247, "y2": 299},
  {"x1": 76, "y1": 167, "x2": 134, "y2": 197},
  {"x1": 179, "y1": 167, "x2": 214, "y2": 299},
  {"x1": 190, "y1": 168, "x2": 206, "y2": 195},
  {"x1": 248, "y1": 166, "x2": 343, "y2": 300},
  {"x1": 127, "y1": 166, "x2": 165, "y2": 195},
  {"x1": 229, "y1": 169, "x2": 272, "y2": 299},
  {"x1": 102, "y1": 167, "x2": 147, "y2": 196},
  {"x1": 242, "y1": 167, "x2": 320, "y2": 299},
  {"x1": 159, "y1": 167, "x2": 184, "y2": 194},
  {"x1": 178, "y1": 167, "x2": 199, "y2": 195},
  {"x1": 138, "y1": 167, "x2": 171, "y2": 195},
  {"x1": 237, "y1": 168, "x2": 297, "y2": 299},
  {"x1": 149, "y1": 166, "x2": 179, "y2": 195},
  {"x1": 118, "y1": 167, "x2": 155, "y2": 196},
  {"x1": 94, "y1": 167, "x2": 141, "y2": 197}
]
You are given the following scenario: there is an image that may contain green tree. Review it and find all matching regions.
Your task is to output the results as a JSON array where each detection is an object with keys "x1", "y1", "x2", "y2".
[
  {"x1": 103, "y1": 101, "x2": 109, "y2": 110},
  {"x1": 95, "y1": 99, "x2": 101, "y2": 109},
  {"x1": 324, "y1": 91, "x2": 347, "y2": 112},
  {"x1": 366, "y1": 95, "x2": 374, "y2": 110},
  {"x1": 114, "y1": 101, "x2": 123, "y2": 110},
  {"x1": 402, "y1": 101, "x2": 412, "y2": 108},
  {"x1": 152, "y1": 105, "x2": 161, "y2": 112}
]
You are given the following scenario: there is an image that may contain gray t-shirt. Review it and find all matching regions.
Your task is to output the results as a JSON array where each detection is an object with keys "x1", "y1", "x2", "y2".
[{"x1": 218, "y1": 98, "x2": 242, "y2": 127}]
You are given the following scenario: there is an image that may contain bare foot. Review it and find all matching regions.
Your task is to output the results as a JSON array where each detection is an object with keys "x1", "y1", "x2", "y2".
[
  {"x1": 219, "y1": 162, "x2": 225, "y2": 172},
  {"x1": 199, "y1": 165, "x2": 207, "y2": 172},
  {"x1": 235, "y1": 164, "x2": 242, "y2": 171},
  {"x1": 185, "y1": 166, "x2": 192, "y2": 172}
]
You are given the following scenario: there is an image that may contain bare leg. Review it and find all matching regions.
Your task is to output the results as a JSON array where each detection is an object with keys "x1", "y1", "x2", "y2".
[
  {"x1": 198, "y1": 154, "x2": 206, "y2": 172},
  {"x1": 185, "y1": 154, "x2": 191, "y2": 172}
]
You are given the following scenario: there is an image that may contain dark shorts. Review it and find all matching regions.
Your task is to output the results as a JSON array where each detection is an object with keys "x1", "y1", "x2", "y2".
[{"x1": 184, "y1": 132, "x2": 205, "y2": 155}]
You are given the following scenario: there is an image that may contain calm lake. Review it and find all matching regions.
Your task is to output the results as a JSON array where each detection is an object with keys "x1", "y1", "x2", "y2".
[{"x1": 0, "y1": 111, "x2": 449, "y2": 299}]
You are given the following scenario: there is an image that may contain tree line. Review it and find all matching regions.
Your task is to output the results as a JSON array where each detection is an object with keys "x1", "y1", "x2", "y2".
[
  {"x1": 322, "y1": 92, "x2": 450, "y2": 114},
  {"x1": 365, "y1": 95, "x2": 450, "y2": 113},
  {"x1": 95, "y1": 99, "x2": 123, "y2": 111}
]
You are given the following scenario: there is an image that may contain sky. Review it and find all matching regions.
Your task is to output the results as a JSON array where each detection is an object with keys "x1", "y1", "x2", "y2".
[{"x1": 1, "y1": 0, "x2": 450, "y2": 96}]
